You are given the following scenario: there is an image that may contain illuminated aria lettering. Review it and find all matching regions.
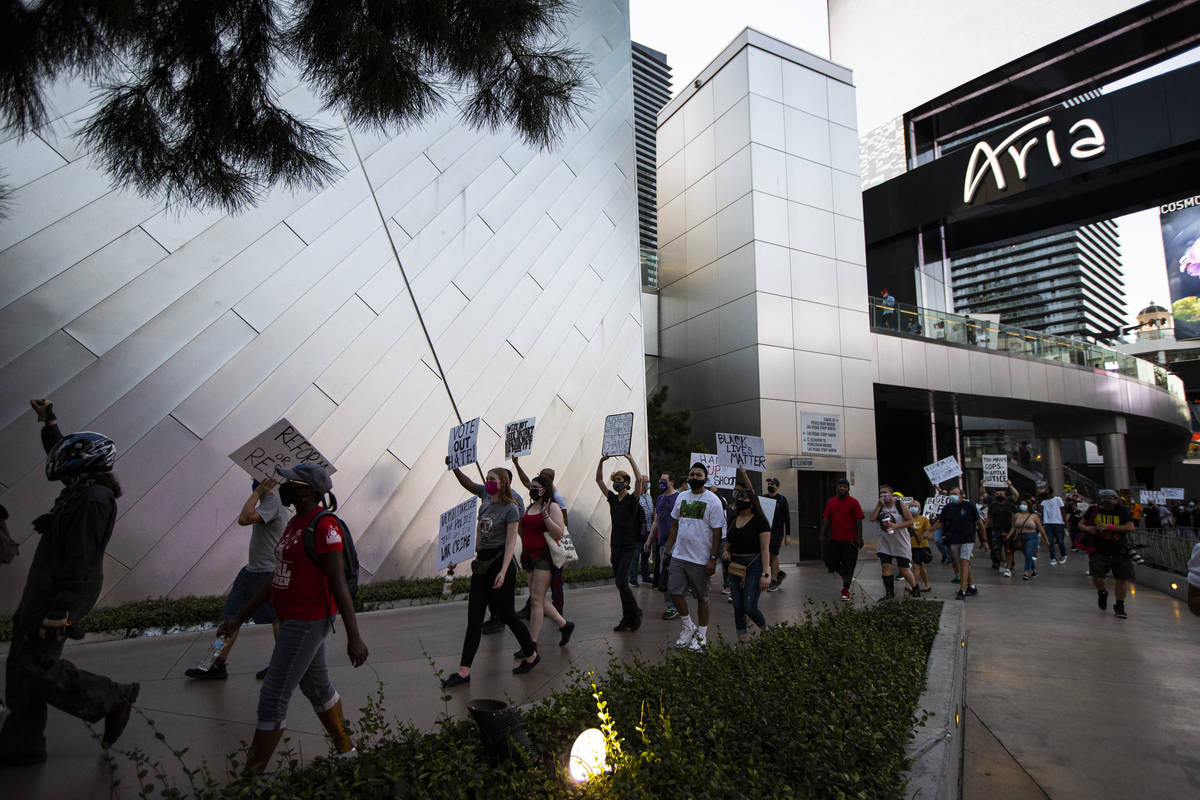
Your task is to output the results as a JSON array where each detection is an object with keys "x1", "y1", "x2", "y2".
[{"x1": 962, "y1": 116, "x2": 1106, "y2": 204}]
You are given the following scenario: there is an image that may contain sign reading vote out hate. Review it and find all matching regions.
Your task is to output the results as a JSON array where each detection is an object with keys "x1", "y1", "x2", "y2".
[
  {"x1": 447, "y1": 417, "x2": 481, "y2": 471},
  {"x1": 690, "y1": 453, "x2": 736, "y2": 490},
  {"x1": 715, "y1": 432, "x2": 767, "y2": 472},
  {"x1": 602, "y1": 412, "x2": 634, "y2": 456},
  {"x1": 505, "y1": 418, "x2": 536, "y2": 459},
  {"x1": 982, "y1": 455, "x2": 1008, "y2": 487},
  {"x1": 229, "y1": 418, "x2": 337, "y2": 484},
  {"x1": 923, "y1": 455, "x2": 963, "y2": 486},
  {"x1": 437, "y1": 496, "x2": 478, "y2": 571},
  {"x1": 801, "y1": 414, "x2": 842, "y2": 456}
]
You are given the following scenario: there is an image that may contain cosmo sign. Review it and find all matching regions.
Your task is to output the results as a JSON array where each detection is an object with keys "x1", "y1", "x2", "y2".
[{"x1": 963, "y1": 115, "x2": 1106, "y2": 205}]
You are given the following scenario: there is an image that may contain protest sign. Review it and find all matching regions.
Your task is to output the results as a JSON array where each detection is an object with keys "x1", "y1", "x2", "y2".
[
  {"x1": 982, "y1": 455, "x2": 1008, "y2": 487},
  {"x1": 800, "y1": 414, "x2": 842, "y2": 456},
  {"x1": 602, "y1": 412, "x2": 634, "y2": 456},
  {"x1": 229, "y1": 418, "x2": 337, "y2": 484},
  {"x1": 1140, "y1": 489, "x2": 1163, "y2": 506},
  {"x1": 923, "y1": 494, "x2": 953, "y2": 519},
  {"x1": 437, "y1": 497, "x2": 478, "y2": 570},
  {"x1": 447, "y1": 417, "x2": 481, "y2": 470},
  {"x1": 505, "y1": 417, "x2": 536, "y2": 460},
  {"x1": 715, "y1": 432, "x2": 767, "y2": 472},
  {"x1": 1162, "y1": 487, "x2": 1185, "y2": 501},
  {"x1": 758, "y1": 496, "x2": 777, "y2": 526},
  {"x1": 690, "y1": 453, "x2": 736, "y2": 490},
  {"x1": 923, "y1": 455, "x2": 962, "y2": 486}
]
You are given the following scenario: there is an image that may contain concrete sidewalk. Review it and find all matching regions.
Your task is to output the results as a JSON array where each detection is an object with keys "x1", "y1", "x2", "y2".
[{"x1": 2, "y1": 555, "x2": 1197, "y2": 799}]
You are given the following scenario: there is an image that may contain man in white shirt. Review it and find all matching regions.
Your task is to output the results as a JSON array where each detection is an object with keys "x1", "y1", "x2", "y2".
[
  {"x1": 664, "y1": 462, "x2": 725, "y2": 651},
  {"x1": 1037, "y1": 483, "x2": 1068, "y2": 566}
]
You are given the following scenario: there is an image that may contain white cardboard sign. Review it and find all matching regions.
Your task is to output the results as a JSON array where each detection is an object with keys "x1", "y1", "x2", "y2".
[
  {"x1": 982, "y1": 455, "x2": 1008, "y2": 487},
  {"x1": 447, "y1": 417, "x2": 481, "y2": 471},
  {"x1": 923, "y1": 494, "x2": 953, "y2": 519},
  {"x1": 923, "y1": 455, "x2": 963, "y2": 486},
  {"x1": 602, "y1": 412, "x2": 634, "y2": 456},
  {"x1": 758, "y1": 495, "x2": 778, "y2": 526},
  {"x1": 1162, "y1": 487, "x2": 1185, "y2": 501},
  {"x1": 505, "y1": 417, "x2": 536, "y2": 460},
  {"x1": 1140, "y1": 489, "x2": 1163, "y2": 506},
  {"x1": 715, "y1": 432, "x2": 767, "y2": 472},
  {"x1": 437, "y1": 497, "x2": 478, "y2": 570},
  {"x1": 229, "y1": 418, "x2": 337, "y2": 484},
  {"x1": 800, "y1": 414, "x2": 842, "y2": 456},
  {"x1": 690, "y1": 452, "x2": 736, "y2": 490}
]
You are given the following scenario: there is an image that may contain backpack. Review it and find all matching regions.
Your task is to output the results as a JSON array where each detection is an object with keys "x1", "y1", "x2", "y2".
[{"x1": 302, "y1": 510, "x2": 360, "y2": 599}]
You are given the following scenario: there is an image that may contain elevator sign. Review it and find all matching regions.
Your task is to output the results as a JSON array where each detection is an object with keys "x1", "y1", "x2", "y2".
[{"x1": 801, "y1": 414, "x2": 842, "y2": 456}]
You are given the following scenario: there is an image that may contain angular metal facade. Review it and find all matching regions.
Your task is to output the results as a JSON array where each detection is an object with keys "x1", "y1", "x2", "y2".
[{"x1": 0, "y1": 0, "x2": 644, "y2": 612}]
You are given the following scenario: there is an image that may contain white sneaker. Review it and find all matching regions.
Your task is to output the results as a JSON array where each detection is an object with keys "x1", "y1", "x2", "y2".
[
  {"x1": 333, "y1": 747, "x2": 358, "y2": 760},
  {"x1": 688, "y1": 632, "x2": 707, "y2": 651},
  {"x1": 1050, "y1": 559, "x2": 1058, "y2": 566},
  {"x1": 674, "y1": 625, "x2": 695, "y2": 648},
  {"x1": 1060, "y1": 556, "x2": 1067, "y2": 564},
  {"x1": 1002, "y1": 569, "x2": 1012, "y2": 577}
]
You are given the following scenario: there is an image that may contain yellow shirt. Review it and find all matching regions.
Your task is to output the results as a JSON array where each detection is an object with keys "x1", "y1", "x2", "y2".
[{"x1": 910, "y1": 515, "x2": 932, "y2": 548}]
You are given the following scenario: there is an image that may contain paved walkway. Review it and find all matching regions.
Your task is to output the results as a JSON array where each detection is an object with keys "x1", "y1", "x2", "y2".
[{"x1": 2, "y1": 555, "x2": 1197, "y2": 799}]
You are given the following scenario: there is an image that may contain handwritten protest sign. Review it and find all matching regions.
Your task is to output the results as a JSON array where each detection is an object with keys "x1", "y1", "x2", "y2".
[
  {"x1": 923, "y1": 455, "x2": 962, "y2": 486},
  {"x1": 229, "y1": 418, "x2": 337, "y2": 484},
  {"x1": 447, "y1": 417, "x2": 481, "y2": 470},
  {"x1": 690, "y1": 453, "x2": 736, "y2": 490},
  {"x1": 923, "y1": 494, "x2": 953, "y2": 519},
  {"x1": 602, "y1": 412, "x2": 634, "y2": 456},
  {"x1": 1140, "y1": 489, "x2": 1163, "y2": 506},
  {"x1": 1162, "y1": 487, "x2": 1185, "y2": 501},
  {"x1": 715, "y1": 432, "x2": 767, "y2": 472},
  {"x1": 505, "y1": 418, "x2": 536, "y2": 459},
  {"x1": 982, "y1": 455, "x2": 1008, "y2": 487},
  {"x1": 437, "y1": 497, "x2": 478, "y2": 570}
]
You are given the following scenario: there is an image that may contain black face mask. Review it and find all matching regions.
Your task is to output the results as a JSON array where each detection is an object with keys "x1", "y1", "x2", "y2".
[
  {"x1": 612, "y1": 482, "x2": 627, "y2": 492},
  {"x1": 735, "y1": 499, "x2": 752, "y2": 510},
  {"x1": 278, "y1": 483, "x2": 298, "y2": 507},
  {"x1": 766, "y1": 485, "x2": 777, "y2": 494},
  {"x1": 530, "y1": 488, "x2": 542, "y2": 501},
  {"x1": 687, "y1": 478, "x2": 706, "y2": 491}
]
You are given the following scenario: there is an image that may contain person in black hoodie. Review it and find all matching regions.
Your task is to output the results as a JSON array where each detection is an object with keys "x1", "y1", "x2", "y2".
[{"x1": 0, "y1": 399, "x2": 139, "y2": 768}]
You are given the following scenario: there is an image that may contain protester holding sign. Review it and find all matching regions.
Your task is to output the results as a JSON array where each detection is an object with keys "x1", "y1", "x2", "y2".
[
  {"x1": 442, "y1": 461, "x2": 538, "y2": 687},
  {"x1": 595, "y1": 453, "x2": 644, "y2": 632},
  {"x1": 723, "y1": 468, "x2": 772, "y2": 643},
  {"x1": 519, "y1": 474, "x2": 575, "y2": 653},
  {"x1": 868, "y1": 486, "x2": 920, "y2": 599}
]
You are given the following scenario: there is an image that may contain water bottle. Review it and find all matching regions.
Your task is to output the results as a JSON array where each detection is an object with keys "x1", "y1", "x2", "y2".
[
  {"x1": 441, "y1": 566, "x2": 456, "y2": 600},
  {"x1": 195, "y1": 636, "x2": 226, "y2": 671}
]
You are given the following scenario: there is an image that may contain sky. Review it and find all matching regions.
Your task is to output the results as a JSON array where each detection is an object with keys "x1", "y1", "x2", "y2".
[{"x1": 629, "y1": 0, "x2": 1186, "y2": 330}]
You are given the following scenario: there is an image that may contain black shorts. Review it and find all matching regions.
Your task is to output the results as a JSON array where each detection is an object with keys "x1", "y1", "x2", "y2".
[
  {"x1": 911, "y1": 547, "x2": 932, "y2": 565},
  {"x1": 877, "y1": 552, "x2": 912, "y2": 569},
  {"x1": 1088, "y1": 550, "x2": 1136, "y2": 581},
  {"x1": 769, "y1": 530, "x2": 784, "y2": 555}
]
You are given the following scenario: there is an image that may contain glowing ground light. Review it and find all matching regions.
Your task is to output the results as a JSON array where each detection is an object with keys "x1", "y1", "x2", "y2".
[
  {"x1": 569, "y1": 728, "x2": 607, "y2": 783},
  {"x1": 1172, "y1": 583, "x2": 1179, "y2": 590}
]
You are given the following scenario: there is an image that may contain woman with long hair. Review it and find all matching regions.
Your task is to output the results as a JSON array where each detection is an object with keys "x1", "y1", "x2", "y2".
[
  {"x1": 1011, "y1": 495, "x2": 1050, "y2": 580},
  {"x1": 443, "y1": 462, "x2": 538, "y2": 687},
  {"x1": 722, "y1": 469, "x2": 772, "y2": 643},
  {"x1": 519, "y1": 474, "x2": 575, "y2": 654}
]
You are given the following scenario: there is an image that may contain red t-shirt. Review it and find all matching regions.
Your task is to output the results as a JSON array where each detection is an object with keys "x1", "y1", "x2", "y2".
[
  {"x1": 823, "y1": 495, "x2": 865, "y2": 542},
  {"x1": 271, "y1": 508, "x2": 344, "y2": 621}
]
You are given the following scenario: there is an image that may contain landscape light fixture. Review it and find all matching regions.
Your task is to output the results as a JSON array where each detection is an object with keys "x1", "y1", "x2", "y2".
[{"x1": 568, "y1": 728, "x2": 607, "y2": 782}]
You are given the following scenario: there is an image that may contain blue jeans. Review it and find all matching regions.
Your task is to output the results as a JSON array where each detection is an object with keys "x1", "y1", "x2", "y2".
[
  {"x1": 1020, "y1": 533, "x2": 1039, "y2": 574},
  {"x1": 257, "y1": 617, "x2": 338, "y2": 731},
  {"x1": 1044, "y1": 524, "x2": 1066, "y2": 560},
  {"x1": 932, "y1": 527, "x2": 952, "y2": 562},
  {"x1": 728, "y1": 554, "x2": 767, "y2": 636}
]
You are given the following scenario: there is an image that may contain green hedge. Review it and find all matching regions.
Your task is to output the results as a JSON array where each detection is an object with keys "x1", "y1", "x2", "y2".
[
  {"x1": 0, "y1": 566, "x2": 616, "y2": 642},
  {"x1": 118, "y1": 600, "x2": 943, "y2": 799}
]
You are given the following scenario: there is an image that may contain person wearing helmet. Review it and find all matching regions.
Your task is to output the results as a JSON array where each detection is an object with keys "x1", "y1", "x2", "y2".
[{"x1": 0, "y1": 399, "x2": 139, "y2": 768}]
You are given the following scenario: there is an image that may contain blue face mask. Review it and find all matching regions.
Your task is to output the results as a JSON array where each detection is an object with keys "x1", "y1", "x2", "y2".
[{"x1": 659, "y1": 480, "x2": 669, "y2": 491}]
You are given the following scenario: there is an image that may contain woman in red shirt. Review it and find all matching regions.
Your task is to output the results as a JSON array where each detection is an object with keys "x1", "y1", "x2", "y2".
[
  {"x1": 520, "y1": 475, "x2": 574, "y2": 653},
  {"x1": 221, "y1": 463, "x2": 368, "y2": 771}
]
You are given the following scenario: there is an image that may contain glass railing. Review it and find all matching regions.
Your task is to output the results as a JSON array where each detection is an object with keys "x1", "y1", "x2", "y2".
[
  {"x1": 960, "y1": 433, "x2": 1100, "y2": 496},
  {"x1": 868, "y1": 297, "x2": 1175, "y2": 392}
]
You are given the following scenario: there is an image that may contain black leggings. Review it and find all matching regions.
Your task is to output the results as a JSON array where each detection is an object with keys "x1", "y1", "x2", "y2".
[{"x1": 460, "y1": 555, "x2": 535, "y2": 668}]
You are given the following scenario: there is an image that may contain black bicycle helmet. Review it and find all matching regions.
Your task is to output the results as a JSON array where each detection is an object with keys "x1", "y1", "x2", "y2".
[{"x1": 45, "y1": 432, "x2": 117, "y2": 480}]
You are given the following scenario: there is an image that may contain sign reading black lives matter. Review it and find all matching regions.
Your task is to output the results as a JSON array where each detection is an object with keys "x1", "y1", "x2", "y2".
[
  {"x1": 801, "y1": 414, "x2": 842, "y2": 456},
  {"x1": 505, "y1": 418, "x2": 536, "y2": 459},
  {"x1": 437, "y1": 496, "x2": 478, "y2": 571},
  {"x1": 715, "y1": 432, "x2": 767, "y2": 472},
  {"x1": 602, "y1": 412, "x2": 634, "y2": 456},
  {"x1": 229, "y1": 418, "x2": 337, "y2": 484},
  {"x1": 447, "y1": 417, "x2": 481, "y2": 471}
]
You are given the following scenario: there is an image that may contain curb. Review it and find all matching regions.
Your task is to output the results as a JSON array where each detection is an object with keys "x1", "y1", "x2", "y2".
[
  {"x1": 905, "y1": 600, "x2": 968, "y2": 800},
  {"x1": 1128, "y1": 562, "x2": 1190, "y2": 604}
]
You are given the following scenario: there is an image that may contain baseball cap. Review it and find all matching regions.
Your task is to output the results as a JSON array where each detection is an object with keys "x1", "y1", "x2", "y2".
[
  {"x1": 1098, "y1": 488, "x2": 1119, "y2": 500},
  {"x1": 836, "y1": 477, "x2": 850, "y2": 487},
  {"x1": 276, "y1": 462, "x2": 333, "y2": 493},
  {"x1": 766, "y1": 476, "x2": 779, "y2": 485}
]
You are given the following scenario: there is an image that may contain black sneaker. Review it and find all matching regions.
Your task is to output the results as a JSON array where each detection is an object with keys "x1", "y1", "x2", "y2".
[
  {"x1": 102, "y1": 683, "x2": 140, "y2": 747},
  {"x1": 1097, "y1": 589, "x2": 1109, "y2": 610},
  {"x1": 441, "y1": 672, "x2": 469, "y2": 688},
  {"x1": 185, "y1": 662, "x2": 228, "y2": 680},
  {"x1": 662, "y1": 607, "x2": 679, "y2": 620},
  {"x1": 559, "y1": 621, "x2": 576, "y2": 646},
  {"x1": 613, "y1": 621, "x2": 631, "y2": 632},
  {"x1": 627, "y1": 611, "x2": 643, "y2": 632},
  {"x1": 955, "y1": 590, "x2": 966, "y2": 600},
  {"x1": 1114, "y1": 601, "x2": 1127, "y2": 619},
  {"x1": 775, "y1": 570, "x2": 786, "y2": 585},
  {"x1": 481, "y1": 617, "x2": 504, "y2": 635},
  {"x1": 965, "y1": 586, "x2": 978, "y2": 596},
  {"x1": 255, "y1": 666, "x2": 270, "y2": 680},
  {"x1": 512, "y1": 653, "x2": 541, "y2": 675},
  {"x1": 766, "y1": 580, "x2": 780, "y2": 592}
]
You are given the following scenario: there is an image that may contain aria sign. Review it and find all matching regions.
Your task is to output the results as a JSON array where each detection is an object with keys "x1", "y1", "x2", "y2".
[{"x1": 963, "y1": 115, "x2": 1106, "y2": 205}]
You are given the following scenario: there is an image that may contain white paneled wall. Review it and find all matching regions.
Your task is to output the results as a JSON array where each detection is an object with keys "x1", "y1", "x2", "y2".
[{"x1": 0, "y1": 0, "x2": 644, "y2": 612}]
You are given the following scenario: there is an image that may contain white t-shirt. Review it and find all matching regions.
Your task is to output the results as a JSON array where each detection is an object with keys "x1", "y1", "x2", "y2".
[
  {"x1": 1040, "y1": 496, "x2": 1065, "y2": 525},
  {"x1": 670, "y1": 489, "x2": 725, "y2": 566}
]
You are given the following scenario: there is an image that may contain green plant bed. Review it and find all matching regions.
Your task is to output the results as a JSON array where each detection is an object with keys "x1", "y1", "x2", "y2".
[
  {"x1": 122, "y1": 600, "x2": 943, "y2": 799},
  {"x1": 0, "y1": 565, "x2": 616, "y2": 642}
]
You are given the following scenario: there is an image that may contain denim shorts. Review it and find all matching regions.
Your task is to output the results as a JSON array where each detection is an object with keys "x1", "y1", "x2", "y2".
[
  {"x1": 223, "y1": 567, "x2": 276, "y2": 624},
  {"x1": 256, "y1": 617, "x2": 338, "y2": 731}
]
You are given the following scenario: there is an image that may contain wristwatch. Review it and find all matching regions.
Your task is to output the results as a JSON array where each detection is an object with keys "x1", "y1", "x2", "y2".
[{"x1": 708, "y1": 555, "x2": 718, "y2": 562}]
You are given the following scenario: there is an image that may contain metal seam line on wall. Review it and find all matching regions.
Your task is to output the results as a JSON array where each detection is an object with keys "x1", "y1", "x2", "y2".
[{"x1": 342, "y1": 115, "x2": 486, "y2": 482}]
